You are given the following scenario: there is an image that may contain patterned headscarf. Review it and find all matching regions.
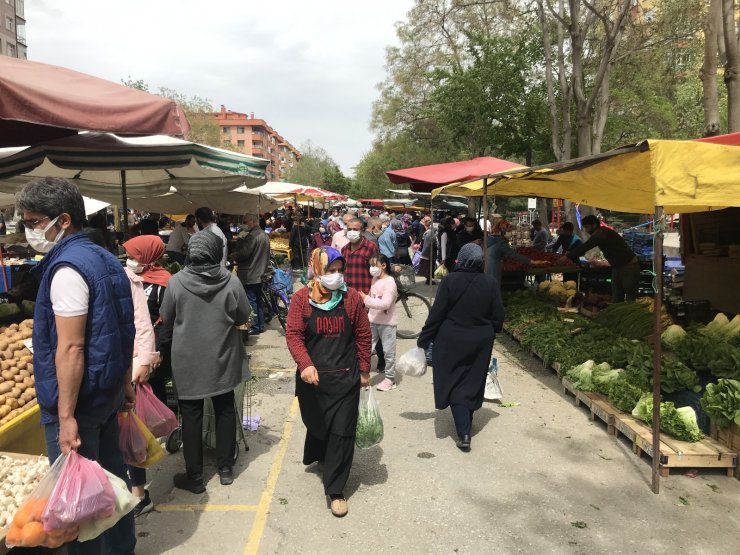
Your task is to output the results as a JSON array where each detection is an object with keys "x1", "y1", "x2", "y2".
[
  {"x1": 455, "y1": 243, "x2": 484, "y2": 273},
  {"x1": 307, "y1": 246, "x2": 345, "y2": 305}
]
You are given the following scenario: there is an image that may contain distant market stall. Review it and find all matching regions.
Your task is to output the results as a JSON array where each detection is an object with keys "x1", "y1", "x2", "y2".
[{"x1": 433, "y1": 137, "x2": 740, "y2": 492}]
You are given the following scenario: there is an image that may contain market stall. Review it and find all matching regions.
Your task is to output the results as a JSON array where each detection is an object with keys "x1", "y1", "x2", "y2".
[{"x1": 433, "y1": 137, "x2": 740, "y2": 492}]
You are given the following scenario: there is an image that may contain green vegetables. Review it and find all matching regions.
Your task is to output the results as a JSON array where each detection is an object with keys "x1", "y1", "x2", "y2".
[
  {"x1": 632, "y1": 393, "x2": 703, "y2": 442},
  {"x1": 607, "y1": 375, "x2": 646, "y2": 413},
  {"x1": 594, "y1": 301, "x2": 654, "y2": 340},
  {"x1": 566, "y1": 360, "x2": 596, "y2": 391},
  {"x1": 662, "y1": 359, "x2": 702, "y2": 394},
  {"x1": 661, "y1": 324, "x2": 687, "y2": 350},
  {"x1": 355, "y1": 388, "x2": 383, "y2": 449},
  {"x1": 700, "y1": 379, "x2": 740, "y2": 429}
]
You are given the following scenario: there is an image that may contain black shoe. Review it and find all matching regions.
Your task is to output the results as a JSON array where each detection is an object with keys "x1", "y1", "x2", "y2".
[
  {"x1": 173, "y1": 472, "x2": 206, "y2": 494},
  {"x1": 456, "y1": 435, "x2": 471, "y2": 451},
  {"x1": 219, "y1": 466, "x2": 234, "y2": 485},
  {"x1": 248, "y1": 327, "x2": 262, "y2": 335},
  {"x1": 133, "y1": 490, "x2": 153, "y2": 518}
]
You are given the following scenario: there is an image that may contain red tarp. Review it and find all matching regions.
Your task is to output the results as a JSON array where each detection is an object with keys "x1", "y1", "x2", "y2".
[
  {"x1": 0, "y1": 57, "x2": 190, "y2": 147},
  {"x1": 385, "y1": 156, "x2": 524, "y2": 193},
  {"x1": 695, "y1": 132, "x2": 740, "y2": 146}
]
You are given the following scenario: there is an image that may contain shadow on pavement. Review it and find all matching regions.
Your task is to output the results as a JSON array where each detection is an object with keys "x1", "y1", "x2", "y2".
[
  {"x1": 434, "y1": 406, "x2": 499, "y2": 441},
  {"x1": 399, "y1": 410, "x2": 436, "y2": 421},
  {"x1": 345, "y1": 446, "x2": 388, "y2": 499}
]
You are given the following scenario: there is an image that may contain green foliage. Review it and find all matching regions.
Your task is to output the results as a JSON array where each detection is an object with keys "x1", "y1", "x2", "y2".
[
  {"x1": 285, "y1": 140, "x2": 352, "y2": 195},
  {"x1": 632, "y1": 394, "x2": 703, "y2": 442},
  {"x1": 608, "y1": 375, "x2": 646, "y2": 413}
]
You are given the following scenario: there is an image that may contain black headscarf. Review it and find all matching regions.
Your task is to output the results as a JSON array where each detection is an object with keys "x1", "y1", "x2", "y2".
[{"x1": 454, "y1": 243, "x2": 484, "y2": 273}]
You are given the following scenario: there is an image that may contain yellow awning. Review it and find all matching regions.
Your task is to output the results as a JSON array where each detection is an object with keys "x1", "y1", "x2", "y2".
[{"x1": 432, "y1": 139, "x2": 740, "y2": 213}]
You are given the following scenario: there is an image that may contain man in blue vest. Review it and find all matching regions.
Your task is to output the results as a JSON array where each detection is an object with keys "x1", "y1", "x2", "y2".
[{"x1": 16, "y1": 177, "x2": 136, "y2": 555}]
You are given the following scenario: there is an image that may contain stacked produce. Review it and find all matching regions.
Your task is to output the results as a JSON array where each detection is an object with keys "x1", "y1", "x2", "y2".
[
  {"x1": 0, "y1": 454, "x2": 48, "y2": 529},
  {"x1": 594, "y1": 300, "x2": 672, "y2": 340},
  {"x1": 0, "y1": 320, "x2": 36, "y2": 427},
  {"x1": 701, "y1": 379, "x2": 740, "y2": 429},
  {"x1": 538, "y1": 279, "x2": 577, "y2": 303},
  {"x1": 632, "y1": 394, "x2": 703, "y2": 442},
  {"x1": 502, "y1": 248, "x2": 578, "y2": 272}
]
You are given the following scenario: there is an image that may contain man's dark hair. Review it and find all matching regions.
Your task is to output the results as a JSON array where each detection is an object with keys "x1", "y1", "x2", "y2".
[
  {"x1": 532, "y1": 219, "x2": 542, "y2": 227},
  {"x1": 582, "y1": 215, "x2": 599, "y2": 227},
  {"x1": 16, "y1": 177, "x2": 86, "y2": 228},
  {"x1": 562, "y1": 222, "x2": 574, "y2": 232},
  {"x1": 139, "y1": 219, "x2": 159, "y2": 236},
  {"x1": 194, "y1": 207, "x2": 216, "y2": 223}
]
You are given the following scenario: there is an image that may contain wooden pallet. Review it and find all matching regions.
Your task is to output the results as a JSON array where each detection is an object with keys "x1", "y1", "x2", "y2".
[
  {"x1": 561, "y1": 377, "x2": 599, "y2": 409},
  {"x1": 613, "y1": 413, "x2": 738, "y2": 477},
  {"x1": 589, "y1": 396, "x2": 617, "y2": 436}
]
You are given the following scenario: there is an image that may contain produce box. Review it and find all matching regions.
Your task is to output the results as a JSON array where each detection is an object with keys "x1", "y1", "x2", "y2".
[
  {"x1": 710, "y1": 421, "x2": 740, "y2": 479},
  {"x1": 0, "y1": 451, "x2": 49, "y2": 551},
  {"x1": 0, "y1": 403, "x2": 45, "y2": 456}
]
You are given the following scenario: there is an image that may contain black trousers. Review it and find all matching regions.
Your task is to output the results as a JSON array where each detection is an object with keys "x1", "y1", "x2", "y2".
[
  {"x1": 303, "y1": 430, "x2": 354, "y2": 496},
  {"x1": 179, "y1": 390, "x2": 236, "y2": 476},
  {"x1": 450, "y1": 404, "x2": 474, "y2": 438}
]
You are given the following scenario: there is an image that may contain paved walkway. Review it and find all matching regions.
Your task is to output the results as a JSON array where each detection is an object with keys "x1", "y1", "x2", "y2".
[{"x1": 135, "y1": 283, "x2": 740, "y2": 554}]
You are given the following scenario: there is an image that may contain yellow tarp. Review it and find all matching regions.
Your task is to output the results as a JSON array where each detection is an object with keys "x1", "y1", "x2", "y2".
[{"x1": 433, "y1": 140, "x2": 740, "y2": 213}]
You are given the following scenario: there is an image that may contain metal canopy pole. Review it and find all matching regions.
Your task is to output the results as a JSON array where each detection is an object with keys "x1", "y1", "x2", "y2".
[
  {"x1": 482, "y1": 177, "x2": 489, "y2": 274},
  {"x1": 651, "y1": 206, "x2": 665, "y2": 494},
  {"x1": 430, "y1": 193, "x2": 434, "y2": 285},
  {"x1": 121, "y1": 170, "x2": 129, "y2": 237}
]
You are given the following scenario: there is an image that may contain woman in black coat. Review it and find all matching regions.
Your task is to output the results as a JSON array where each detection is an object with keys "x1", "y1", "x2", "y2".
[{"x1": 417, "y1": 243, "x2": 504, "y2": 451}]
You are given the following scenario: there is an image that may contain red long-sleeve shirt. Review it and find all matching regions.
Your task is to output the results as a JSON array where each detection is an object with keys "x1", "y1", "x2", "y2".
[{"x1": 285, "y1": 286, "x2": 372, "y2": 373}]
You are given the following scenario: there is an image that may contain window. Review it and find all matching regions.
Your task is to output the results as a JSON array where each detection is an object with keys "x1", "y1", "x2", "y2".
[
  {"x1": 237, "y1": 127, "x2": 245, "y2": 134},
  {"x1": 6, "y1": 16, "x2": 13, "y2": 31},
  {"x1": 6, "y1": 43, "x2": 15, "y2": 57},
  {"x1": 224, "y1": 140, "x2": 231, "y2": 146},
  {"x1": 237, "y1": 140, "x2": 245, "y2": 147},
  {"x1": 222, "y1": 126, "x2": 230, "y2": 134}
]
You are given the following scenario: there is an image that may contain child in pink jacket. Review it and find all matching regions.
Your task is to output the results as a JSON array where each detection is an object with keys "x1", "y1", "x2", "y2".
[{"x1": 359, "y1": 253, "x2": 398, "y2": 391}]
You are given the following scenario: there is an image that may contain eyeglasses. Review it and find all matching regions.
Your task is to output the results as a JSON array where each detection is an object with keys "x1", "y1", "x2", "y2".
[{"x1": 22, "y1": 216, "x2": 51, "y2": 229}]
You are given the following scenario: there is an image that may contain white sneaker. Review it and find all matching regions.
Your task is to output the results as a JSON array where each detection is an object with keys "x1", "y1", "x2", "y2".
[{"x1": 376, "y1": 378, "x2": 396, "y2": 391}]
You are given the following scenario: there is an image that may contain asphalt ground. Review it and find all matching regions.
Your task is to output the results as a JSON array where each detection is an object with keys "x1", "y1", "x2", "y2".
[{"x1": 134, "y1": 281, "x2": 740, "y2": 555}]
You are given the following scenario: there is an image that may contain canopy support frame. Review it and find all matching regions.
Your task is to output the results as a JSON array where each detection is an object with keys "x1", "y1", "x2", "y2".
[
  {"x1": 651, "y1": 206, "x2": 664, "y2": 494},
  {"x1": 121, "y1": 170, "x2": 128, "y2": 237}
]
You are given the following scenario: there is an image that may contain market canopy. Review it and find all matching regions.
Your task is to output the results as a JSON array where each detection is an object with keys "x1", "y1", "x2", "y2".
[
  {"x1": 432, "y1": 139, "x2": 740, "y2": 214},
  {"x1": 0, "y1": 57, "x2": 190, "y2": 147},
  {"x1": 385, "y1": 156, "x2": 526, "y2": 193},
  {"x1": 252, "y1": 182, "x2": 347, "y2": 201}
]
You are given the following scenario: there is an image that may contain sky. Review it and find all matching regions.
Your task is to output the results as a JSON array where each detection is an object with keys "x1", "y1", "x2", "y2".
[{"x1": 25, "y1": 0, "x2": 414, "y2": 175}]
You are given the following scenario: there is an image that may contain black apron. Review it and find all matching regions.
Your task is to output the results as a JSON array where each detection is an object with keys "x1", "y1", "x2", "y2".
[{"x1": 295, "y1": 299, "x2": 360, "y2": 438}]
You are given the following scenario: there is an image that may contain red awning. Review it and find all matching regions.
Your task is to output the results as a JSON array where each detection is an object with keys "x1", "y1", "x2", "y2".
[
  {"x1": 0, "y1": 57, "x2": 190, "y2": 147},
  {"x1": 385, "y1": 156, "x2": 525, "y2": 193},
  {"x1": 694, "y1": 132, "x2": 740, "y2": 146}
]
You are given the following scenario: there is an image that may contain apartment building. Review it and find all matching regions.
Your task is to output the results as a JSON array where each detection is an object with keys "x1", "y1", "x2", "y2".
[
  {"x1": 212, "y1": 106, "x2": 300, "y2": 182},
  {"x1": 0, "y1": 0, "x2": 26, "y2": 59}
]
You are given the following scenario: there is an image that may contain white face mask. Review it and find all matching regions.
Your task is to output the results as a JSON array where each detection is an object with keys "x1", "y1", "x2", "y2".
[
  {"x1": 369, "y1": 266, "x2": 382, "y2": 277},
  {"x1": 25, "y1": 215, "x2": 64, "y2": 253},
  {"x1": 320, "y1": 273, "x2": 344, "y2": 290},
  {"x1": 346, "y1": 230, "x2": 361, "y2": 243},
  {"x1": 465, "y1": 226, "x2": 474, "y2": 233},
  {"x1": 126, "y1": 258, "x2": 145, "y2": 274},
  {"x1": 319, "y1": 227, "x2": 326, "y2": 234}
]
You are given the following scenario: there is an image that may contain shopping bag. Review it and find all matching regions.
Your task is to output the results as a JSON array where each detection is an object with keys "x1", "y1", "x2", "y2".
[
  {"x1": 355, "y1": 387, "x2": 384, "y2": 449},
  {"x1": 397, "y1": 346, "x2": 427, "y2": 377},
  {"x1": 411, "y1": 250, "x2": 422, "y2": 270},
  {"x1": 130, "y1": 411, "x2": 166, "y2": 469},
  {"x1": 43, "y1": 451, "x2": 116, "y2": 534},
  {"x1": 117, "y1": 411, "x2": 148, "y2": 465},
  {"x1": 5, "y1": 454, "x2": 80, "y2": 549},
  {"x1": 484, "y1": 358, "x2": 503, "y2": 401},
  {"x1": 433, "y1": 264, "x2": 448, "y2": 279},
  {"x1": 77, "y1": 470, "x2": 139, "y2": 542},
  {"x1": 135, "y1": 383, "x2": 178, "y2": 438}
]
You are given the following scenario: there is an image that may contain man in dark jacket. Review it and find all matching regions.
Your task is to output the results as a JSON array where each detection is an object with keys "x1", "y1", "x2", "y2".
[
  {"x1": 559, "y1": 214, "x2": 639, "y2": 302},
  {"x1": 17, "y1": 177, "x2": 137, "y2": 555},
  {"x1": 232, "y1": 213, "x2": 271, "y2": 334}
]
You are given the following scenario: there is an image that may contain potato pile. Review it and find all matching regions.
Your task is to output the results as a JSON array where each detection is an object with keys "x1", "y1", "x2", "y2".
[
  {"x1": 0, "y1": 320, "x2": 36, "y2": 427},
  {"x1": 0, "y1": 454, "x2": 48, "y2": 530}
]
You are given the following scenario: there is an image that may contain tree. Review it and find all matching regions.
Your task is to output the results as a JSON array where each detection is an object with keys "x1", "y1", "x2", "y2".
[
  {"x1": 121, "y1": 78, "x2": 227, "y2": 149},
  {"x1": 285, "y1": 141, "x2": 352, "y2": 195},
  {"x1": 720, "y1": 0, "x2": 740, "y2": 131}
]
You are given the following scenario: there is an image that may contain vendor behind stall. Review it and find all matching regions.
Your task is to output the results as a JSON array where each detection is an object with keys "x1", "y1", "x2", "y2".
[{"x1": 558, "y1": 214, "x2": 639, "y2": 303}]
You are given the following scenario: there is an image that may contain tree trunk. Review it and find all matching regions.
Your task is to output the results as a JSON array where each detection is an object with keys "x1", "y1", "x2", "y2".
[
  {"x1": 702, "y1": 0, "x2": 722, "y2": 136},
  {"x1": 721, "y1": 0, "x2": 740, "y2": 132}
]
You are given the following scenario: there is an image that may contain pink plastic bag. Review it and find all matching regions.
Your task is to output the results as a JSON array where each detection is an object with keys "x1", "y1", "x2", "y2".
[
  {"x1": 135, "y1": 383, "x2": 178, "y2": 438},
  {"x1": 42, "y1": 451, "x2": 116, "y2": 533},
  {"x1": 117, "y1": 411, "x2": 148, "y2": 465}
]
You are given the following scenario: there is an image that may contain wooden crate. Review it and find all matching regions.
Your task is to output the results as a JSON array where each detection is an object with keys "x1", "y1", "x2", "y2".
[
  {"x1": 614, "y1": 413, "x2": 738, "y2": 477},
  {"x1": 710, "y1": 422, "x2": 740, "y2": 480}
]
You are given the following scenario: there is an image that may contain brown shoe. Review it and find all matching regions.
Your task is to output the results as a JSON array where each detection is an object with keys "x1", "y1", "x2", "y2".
[{"x1": 330, "y1": 496, "x2": 348, "y2": 517}]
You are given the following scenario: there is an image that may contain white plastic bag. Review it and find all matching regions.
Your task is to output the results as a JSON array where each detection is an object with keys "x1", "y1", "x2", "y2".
[
  {"x1": 484, "y1": 358, "x2": 502, "y2": 401},
  {"x1": 397, "y1": 346, "x2": 427, "y2": 377}
]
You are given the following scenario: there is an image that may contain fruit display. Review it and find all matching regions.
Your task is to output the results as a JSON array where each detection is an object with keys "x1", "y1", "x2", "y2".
[
  {"x1": 0, "y1": 320, "x2": 36, "y2": 427},
  {"x1": 516, "y1": 247, "x2": 578, "y2": 266},
  {"x1": 0, "y1": 454, "x2": 47, "y2": 530}
]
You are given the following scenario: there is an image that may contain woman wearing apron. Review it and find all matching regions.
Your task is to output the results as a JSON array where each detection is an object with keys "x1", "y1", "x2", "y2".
[{"x1": 286, "y1": 247, "x2": 372, "y2": 517}]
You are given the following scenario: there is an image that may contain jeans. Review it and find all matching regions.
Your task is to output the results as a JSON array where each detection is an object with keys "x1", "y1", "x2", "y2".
[
  {"x1": 245, "y1": 282, "x2": 264, "y2": 332},
  {"x1": 371, "y1": 323, "x2": 397, "y2": 380},
  {"x1": 44, "y1": 411, "x2": 136, "y2": 555},
  {"x1": 179, "y1": 390, "x2": 236, "y2": 476},
  {"x1": 612, "y1": 262, "x2": 641, "y2": 302}
]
